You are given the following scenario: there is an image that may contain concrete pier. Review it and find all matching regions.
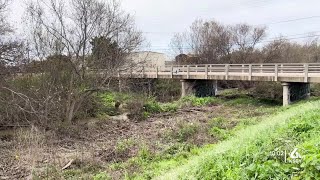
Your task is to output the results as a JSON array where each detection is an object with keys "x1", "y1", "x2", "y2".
[
  {"x1": 282, "y1": 82, "x2": 310, "y2": 106},
  {"x1": 282, "y1": 82, "x2": 290, "y2": 106},
  {"x1": 181, "y1": 80, "x2": 218, "y2": 98}
]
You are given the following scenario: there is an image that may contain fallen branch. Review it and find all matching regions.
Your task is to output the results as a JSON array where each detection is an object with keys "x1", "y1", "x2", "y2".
[{"x1": 61, "y1": 159, "x2": 74, "y2": 170}]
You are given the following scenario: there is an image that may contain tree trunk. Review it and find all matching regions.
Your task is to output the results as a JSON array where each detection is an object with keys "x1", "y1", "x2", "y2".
[{"x1": 66, "y1": 100, "x2": 76, "y2": 124}]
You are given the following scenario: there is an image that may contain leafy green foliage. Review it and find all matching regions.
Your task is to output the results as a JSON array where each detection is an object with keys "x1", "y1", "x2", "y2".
[
  {"x1": 162, "y1": 143, "x2": 195, "y2": 159},
  {"x1": 115, "y1": 139, "x2": 135, "y2": 154},
  {"x1": 181, "y1": 96, "x2": 220, "y2": 107},
  {"x1": 209, "y1": 127, "x2": 229, "y2": 140},
  {"x1": 173, "y1": 122, "x2": 199, "y2": 142},
  {"x1": 208, "y1": 117, "x2": 226, "y2": 129},
  {"x1": 98, "y1": 92, "x2": 131, "y2": 116},
  {"x1": 143, "y1": 99, "x2": 163, "y2": 114},
  {"x1": 93, "y1": 172, "x2": 111, "y2": 180},
  {"x1": 300, "y1": 138, "x2": 320, "y2": 179},
  {"x1": 161, "y1": 103, "x2": 179, "y2": 112},
  {"x1": 134, "y1": 100, "x2": 320, "y2": 179},
  {"x1": 138, "y1": 145, "x2": 154, "y2": 161}
]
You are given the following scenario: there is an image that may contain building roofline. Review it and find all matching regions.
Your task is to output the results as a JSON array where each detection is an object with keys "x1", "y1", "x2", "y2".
[{"x1": 130, "y1": 51, "x2": 166, "y2": 55}]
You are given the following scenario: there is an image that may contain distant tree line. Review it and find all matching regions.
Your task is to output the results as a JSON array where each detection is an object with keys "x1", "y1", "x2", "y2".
[{"x1": 171, "y1": 19, "x2": 320, "y2": 65}]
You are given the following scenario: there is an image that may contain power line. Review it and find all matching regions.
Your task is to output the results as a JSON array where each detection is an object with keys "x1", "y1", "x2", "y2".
[
  {"x1": 143, "y1": 31, "x2": 320, "y2": 49},
  {"x1": 261, "y1": 15, "x2": 320, "y2": 26},
  {"x1": 264, "y1": 31, "x2": 320, "y2": 41},
  {"x1": 261, "y1": 34, "x2": 320, "y2": 43},
  {"x1": 142, "y1": 15, "x2": 320, "y2": 35},
  {"x1": 142, "y1": 33, "x2": 320, "y2": 51}
]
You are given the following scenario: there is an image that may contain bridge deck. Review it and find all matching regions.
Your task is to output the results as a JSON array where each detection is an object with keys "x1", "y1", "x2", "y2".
[{"x1": 119, "y1": 63, "x2": 320, "y2": 83}]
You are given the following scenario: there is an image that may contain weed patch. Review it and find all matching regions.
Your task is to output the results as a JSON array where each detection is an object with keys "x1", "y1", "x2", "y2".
[
  {"x1": 137, "y1": 100, "x2": 320, "y2": 179},
  {"x1": 181, "y1": 96, "x2": 221, "y2": 107},
  {"x1": 170, "y1": 122, "x2": 200, "y2": 142}
]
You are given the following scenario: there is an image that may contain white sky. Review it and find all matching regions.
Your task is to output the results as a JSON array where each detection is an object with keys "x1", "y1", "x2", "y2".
[{"x1": 8, "y1": 0, "x2": 320, "y2": 55}]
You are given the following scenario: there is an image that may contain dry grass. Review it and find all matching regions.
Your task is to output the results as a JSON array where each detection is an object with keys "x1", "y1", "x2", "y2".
[{"x1": 0, "y1": 100, "x2": 277, "y2": 179}]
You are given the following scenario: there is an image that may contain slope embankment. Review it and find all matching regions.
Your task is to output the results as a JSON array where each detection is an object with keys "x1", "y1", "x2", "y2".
[{"x1": 155, "y1": 100, "x2": 320, "y2": 179}]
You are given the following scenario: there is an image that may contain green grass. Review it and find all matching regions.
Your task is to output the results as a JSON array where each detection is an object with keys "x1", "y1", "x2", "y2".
[
  {"x1": 118, "y1": 99, "x2": 320, "y2": 179},
  {"x1": 95, "y1": 91, "x2": 319, "y2": 179},
  {"x1": 143, "y1": 96, "x2": 221, "y2": 115},
  {"x1": 152, "y1": 100, "x2": 320, "y2": 180},
  {"x1": 180, "y1": 96, "x2": 222, "y2": 107},
  {"x1": 98, "y1": 89, "x2": 277, "y2": 118}
]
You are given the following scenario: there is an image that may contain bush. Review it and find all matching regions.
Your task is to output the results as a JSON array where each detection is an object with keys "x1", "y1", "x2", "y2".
[
  {"x1": 115, "y1": 139, "x2": 135, "y2": 154},
  {"x1": 144, "y1": 99, "x2": 162, "y2": 114},
  {"x1": 98, "y1": 92, "x2": 132, "y2": 116},
  {"x1": 299, "y1": 138, "x2": 320, "y2": 179},
  {"x1": 162, "y1": 143, "x2": 194, "y2": 157},
  {"x1": 75, "y1": 94, "x2": 102, "y2": 119},
  {"x1": 181, "y1": 96, "x2": 220, "y2": 107},
  {"x1": 251, "y1": 82, "x2": 283, "y2": 100},
  {"x1": 154, "y1": 79, "x2": 181, "y2": 102},
  {"x1": 209, "y1": 127, "x2": 229, "y2": 140},
  {"x1": 161, "y1": 103, "x2": 179, "y2": 112},
  {"x1": 310, "y1": 84, "x2": 320, "y2": 96},
  {"x1": 209, "y1": 117, "x2": 227, "y2": 129},
  {"x1": 175, "y1": 122, "x2": 199, "y2": 142},
  {"x1": 137, "y1": 145, "x2": 154, "y2": 161},
  {"x1": 127, "y1": 99, "x2": 147, "y2": 121},
  {"x1": 143, "y1": 98, "x2": 179, "y2": 114}
]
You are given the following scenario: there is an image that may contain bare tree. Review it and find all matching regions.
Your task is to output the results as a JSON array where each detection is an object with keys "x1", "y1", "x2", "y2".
[
  {"x1": 231, "y1": 24, "x2": 266, "y2": 63},
  {"x1": 170, "y1": 19, "x2": 266, "y2": 64},
  {"x1": 262, "y1": 37, "x2": 320, "y2": 63},
  {"x1": 16, "y1": 0, "x2": 144, "y2": 124},
  {"x1": 170, "y1": 33, "x2": 186, "y2": 55}
]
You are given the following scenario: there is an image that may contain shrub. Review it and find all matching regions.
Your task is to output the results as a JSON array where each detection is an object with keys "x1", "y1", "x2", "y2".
[
  {"x1": 251, "y1": 82, "x2": 283, "y2": 100},
  {"x1": 154, "y1": 79, "x2": 181, "y2": 102},
  {"x1": 209, "y1": 117, "x2": 227, "y2": 129},
  {"x1": 144, "y1": 99, "x2": 162, "y2": 114},
  {"x1": 181, "y1": 96, "x2": 220, "y2": 107},
  {"x1": 218, "y1": 88, "x2": 247, "y2": 98},
  {"x1": 98, "y1": 92, "x2": 131, "y2": 116},
  {"x1": 75, "y1": 94, "x2": 102, "y2": 119},
  {"x1": 299, "y1": 138, "x2": 320, "y2": 179},
  {"x1": 115, "y1": 139, "x2": 135, "y2": 154},
  {"x1": 127, "y1": 99, "x2": 147, "y2": 121},
  {"x1": 145, "y1": 98, "x2": 180, "y2": 114},
  {"x1": 174, "y1": 122, "x2": 199, "y2": 142},
  {"x1": 138, "y1": 145, "x2": 154, "y2": 161},
  {"x1": 161, "y1": 103, "x2": 179, "y2": 113},
  {"x1": 162, "y1": 143, "x2": 194, "y2": 158},
  {"x1": 209, "y1": 127, "x2": 229, "y2": 140}
]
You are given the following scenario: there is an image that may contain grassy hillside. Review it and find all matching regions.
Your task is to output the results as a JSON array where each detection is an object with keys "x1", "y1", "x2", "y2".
[
  {"x1": 132, "y1": 99, "x2": 320, "y2": 179},
  {"x1": 3, "y1": 91, "x2": 319, "y2": 179}
]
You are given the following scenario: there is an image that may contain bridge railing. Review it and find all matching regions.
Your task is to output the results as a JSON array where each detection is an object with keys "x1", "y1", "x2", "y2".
[{"x1": 118, "y1": 63, "x2": 320, "y2": 82}]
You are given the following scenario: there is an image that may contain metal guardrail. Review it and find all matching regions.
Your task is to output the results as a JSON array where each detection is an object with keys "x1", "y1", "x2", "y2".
[{"x1": 118, "y1": 63, "x2": 320, "y2": 83}]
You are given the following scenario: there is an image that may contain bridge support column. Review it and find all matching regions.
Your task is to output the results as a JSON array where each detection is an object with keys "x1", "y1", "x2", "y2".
[
  {"x1": 282, "y1": 82, "x2": 290, "y2": 106},
  {"x1": 282, "y1": 82, "x2": 310, "y2": 106},
  {"x1": 181, "y1": 80, "x2": 218, "y2": 98},
  {"x1": 181, "y1": 80, "x2": 195, "y2": 98}
]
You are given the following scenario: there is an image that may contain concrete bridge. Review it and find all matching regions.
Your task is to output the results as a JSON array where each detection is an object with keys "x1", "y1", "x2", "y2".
[{"x1": 118, "y1": 63, "x2": 320, "y2": 106}]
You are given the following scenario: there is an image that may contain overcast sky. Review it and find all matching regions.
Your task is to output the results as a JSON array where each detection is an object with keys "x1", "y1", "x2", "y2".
[{"x1": 8, "y1": 0, "x2": 320, "y2": 55}]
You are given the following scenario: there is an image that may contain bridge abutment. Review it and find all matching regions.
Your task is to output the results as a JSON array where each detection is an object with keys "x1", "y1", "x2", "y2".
[
  {"x1": 282, "y1": 82, "x2": 310, "y2": 106},
  {"x1": 181, "y1": 80, "x2": 218, "y2": 98}
]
